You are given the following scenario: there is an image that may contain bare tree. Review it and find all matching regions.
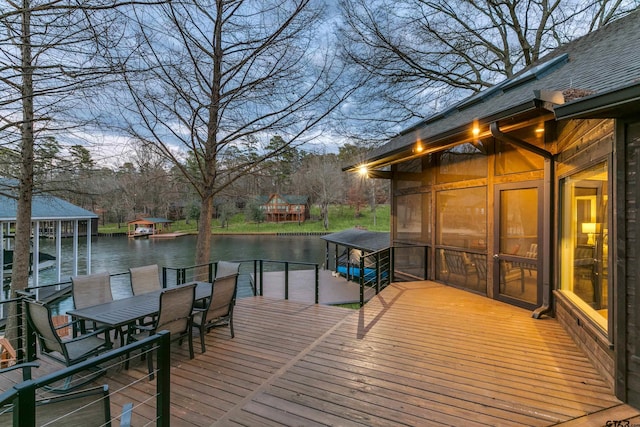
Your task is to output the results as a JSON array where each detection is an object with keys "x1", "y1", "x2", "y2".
[
  {"x1": 337, "y1": 0, "x2": 638, "y2": 140},
  {"x1": 297, "y1": 152, "x2": 345, "y2": 230},
  {"x1": 117, "y1": 0, "x2": 353, "y2": 265},
  {"x1": 0, "y1": 0, "x2": 152, "y2": 343}
]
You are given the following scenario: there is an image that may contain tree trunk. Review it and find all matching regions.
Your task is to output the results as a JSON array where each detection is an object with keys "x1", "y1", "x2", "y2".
[
  {"x1": 322, "y1": 202, "x2": 329, "y2": 230},
  {"x1": 195, "y1": 195, "x2": 213, "y2": 267},
  {"x1": 7, "y1": 0, "x2": 35, "y2": 345}
]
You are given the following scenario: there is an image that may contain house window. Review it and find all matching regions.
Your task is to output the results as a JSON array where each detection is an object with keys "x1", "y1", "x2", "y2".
[{"x1": 559, "y1": 161, "x2": 609, "y2": 331}]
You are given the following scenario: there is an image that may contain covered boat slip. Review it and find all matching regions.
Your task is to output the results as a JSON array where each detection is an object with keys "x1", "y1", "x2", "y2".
[
  {"x1": 4, "y1": 281, "x2": 637, "y2": 426},
  {"x1": 321, "y1": 228, "x2": 393, "y2": 281}
]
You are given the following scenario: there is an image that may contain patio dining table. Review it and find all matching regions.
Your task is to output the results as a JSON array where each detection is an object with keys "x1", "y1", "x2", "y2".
[{"x1": 67, "y1": 281, "x2": 212, "y2": 333}]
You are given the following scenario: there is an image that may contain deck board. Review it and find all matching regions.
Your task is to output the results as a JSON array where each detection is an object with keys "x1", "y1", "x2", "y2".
[{"x1": 4, "y1": 281, "x2": 640, "y2": 426}]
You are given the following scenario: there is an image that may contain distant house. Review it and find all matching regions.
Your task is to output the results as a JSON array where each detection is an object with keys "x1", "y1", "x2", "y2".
[
  {"x1": 257, "y1": 194, "x2": 310, "y2": 223},
  {"x1": 127, "y1": 217, "x2": 173, "y2": 237}
]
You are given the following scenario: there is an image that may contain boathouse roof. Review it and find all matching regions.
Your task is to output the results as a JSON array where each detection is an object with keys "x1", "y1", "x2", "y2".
[
  {"x1": 0, "y1": 179, "x2": 97, "y2": 221},
  {"x1": 127, "y1": 217, "x2": 173, "y2": 225},
  {"x1": 321, "y1": 228, "x2": 390, "y2": 252}
]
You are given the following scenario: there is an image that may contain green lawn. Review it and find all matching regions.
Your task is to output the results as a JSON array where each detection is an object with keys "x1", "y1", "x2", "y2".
[{"x1": 99, "y1": 204, "x2": 390, "y2": 234}]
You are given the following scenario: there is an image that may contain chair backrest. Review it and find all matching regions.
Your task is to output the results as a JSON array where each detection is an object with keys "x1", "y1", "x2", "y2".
[
  {"x1": 0, "y1": 385, "x2": 112, "y2": 426},
  {"x1": 156, "y1": 284, "x2": 196, "y2": 336},
  {"x1": 215, "y1": 261, "x2": 240, "y2": 279},
  {"x1": 130, "y1": 264, "x2": 162, "y2": 295},
  {"x1": 72, "y1": 272, "x2": 113, "y2": 309},
  {"x1": 206, "y1": 274, "x2": 238, "y2": 322},
  {"x1": 470, "y1": 254, "x2": 487, "y2": 281},
  {"x1": 25, "y1": 301, "x2": 66, "y2": 358}
]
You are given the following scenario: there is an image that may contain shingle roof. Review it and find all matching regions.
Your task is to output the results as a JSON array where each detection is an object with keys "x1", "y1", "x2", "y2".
[
  {"x1": 257, "y1": 194, "x2": 310, "y2": 205},
  {"x1": 0, "y1": 179, "x2": 98, "y2": 221},
  {"x1": 356, "y1": 9, "x2": 640, "y2": 167}
]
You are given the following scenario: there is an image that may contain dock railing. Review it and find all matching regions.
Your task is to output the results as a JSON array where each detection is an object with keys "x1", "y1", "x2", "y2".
[{"x1": 163, "y1": 259, "x2": 321, "y2": 303}]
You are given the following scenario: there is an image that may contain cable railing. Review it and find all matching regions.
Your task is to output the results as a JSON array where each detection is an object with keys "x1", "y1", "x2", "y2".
[
  {"x1": 0, "y1": 290, "x2": 172, "y2": 427},
  {"x1": 0, "y1": 331, "x2": 171, "y2": 427},
  {"x1": 163, "y1": 259, "x2": 321, "y2": 303},
  {"x1": 353, "y1": 244, "x2": 430, "y2": 306}
]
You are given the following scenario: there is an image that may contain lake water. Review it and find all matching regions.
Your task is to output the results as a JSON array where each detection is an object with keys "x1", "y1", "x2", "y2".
[{"x1": 33, "y1": 234, "x2": 327, "y2": 311}]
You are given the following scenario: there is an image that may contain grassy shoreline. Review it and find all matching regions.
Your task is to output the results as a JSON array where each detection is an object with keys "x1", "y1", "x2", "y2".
[{"x1": 98, "y1": 204, "x2": 390, "y2": 234}]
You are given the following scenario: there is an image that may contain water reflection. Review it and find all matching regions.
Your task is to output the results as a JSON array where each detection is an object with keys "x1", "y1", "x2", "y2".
[{"x1": 35, "y1": 234, "x2": 325, "y2": 305}]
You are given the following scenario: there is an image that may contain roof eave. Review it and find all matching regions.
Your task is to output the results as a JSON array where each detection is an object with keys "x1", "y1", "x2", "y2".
[
  {"x1": 344, "y1": 99, "x2": 552, "y2": 172},
  {"x1": 554, "y1": 82, "x2": 640, "y2": 120}
]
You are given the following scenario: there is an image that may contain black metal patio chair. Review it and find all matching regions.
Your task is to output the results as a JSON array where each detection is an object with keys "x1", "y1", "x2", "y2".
[
  {"x1": 25, "y1": 300, "x2": 112, "y2": 392},
  {"x1": 125, "y1": 283, "x2": 196, "y2": 380},
  {"x1": 192, "y1": 273, "x2": 239, "y2": 353},
  {"x1": 71, "y1": 271, "x2": 115, "y2": 337}
]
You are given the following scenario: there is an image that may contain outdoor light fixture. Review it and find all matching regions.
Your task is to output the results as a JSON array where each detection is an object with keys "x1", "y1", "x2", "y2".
[
  {"x1": 582, "y1": 222, "x2": 597, "y2": 245},
  {"x1": 358, "y1": 165, "x2": 368, "y2": 176}
]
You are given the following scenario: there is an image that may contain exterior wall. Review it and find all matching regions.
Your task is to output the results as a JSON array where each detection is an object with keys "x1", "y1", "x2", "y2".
[
  {"x1": 554, "y1": 118, "x2": 615, "y2": 390},
  {"x1": 555, "y1": 291, "x2": 615, "y2": 388},
  {"x1": 623, "y1": 121, "x2": 640, "y2": 405}
]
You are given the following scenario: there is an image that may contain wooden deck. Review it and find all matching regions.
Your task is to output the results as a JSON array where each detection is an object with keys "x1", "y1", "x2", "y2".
[{"x1": 5, "y1": 281, "x2": 640, "y2": 426}]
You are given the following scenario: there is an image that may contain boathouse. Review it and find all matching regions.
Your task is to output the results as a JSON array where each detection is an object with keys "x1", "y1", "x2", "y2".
[
  {"x1": 0, "y1": 179, "x2": 98, "y2": 289},
  {"x1": 126, "y1": 217, "x2": 172, "y2": 237},
  {"x1": 344, "y1": 11, "x2": 640, "y2": 407}
]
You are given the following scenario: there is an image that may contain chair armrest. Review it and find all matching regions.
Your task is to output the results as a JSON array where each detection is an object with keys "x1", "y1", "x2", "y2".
[
  {"x1": 65, "y1": 326, "x2": 112, "y2": 343},
  {"x1": 120, "y1": 402, "x2": 133, "y2": 427}
]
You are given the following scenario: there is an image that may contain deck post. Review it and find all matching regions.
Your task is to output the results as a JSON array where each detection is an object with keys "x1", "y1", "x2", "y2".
[
  {"x1": 359, "y1": 257, "x2": 365, "y2": 307},
  {"x1": 252, "y1": 261, "x2": 258, "y2": 296},
  {"x1": 14, "y1": 379, "x2": 36, "y2": 427},
  {"x1": 390, "y1": 247, "x2": 395, "y2": 283},
  {"x1": 259, "y1": 260, "x2": 264, "y2": 296},
  {"x1": 376, "y1": 253, "x2": 380, "y2": 294},
  {"x1": 315, "y1": 265, "x2": 319, "y2": 304},
  {"x1": 156, "y1": 331, "x2": 171, "y2": 427},
  {"x1": 284, "y1": 262, "x2": 289, "y2": 300}
]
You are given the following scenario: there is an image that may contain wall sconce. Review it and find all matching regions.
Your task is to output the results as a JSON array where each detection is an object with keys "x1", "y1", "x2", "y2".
[{"x1": 581, "y1": 222, "x2": 597, "y2": 245}]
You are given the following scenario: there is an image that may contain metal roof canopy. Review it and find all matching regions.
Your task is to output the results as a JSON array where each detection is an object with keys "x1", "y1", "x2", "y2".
[
  {"x1": 0, "y1": 180, "x2": 97, "y2": 297},
  {"x1": 321, "y1": 228, "x2": 390, "y2": 252}
]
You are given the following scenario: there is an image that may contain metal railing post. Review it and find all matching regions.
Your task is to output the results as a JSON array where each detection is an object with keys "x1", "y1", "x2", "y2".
[
  {"x1": 424, "y1": 246, "x2": 429, "y2": 279},
  {"x1": 14, "y1": 379, "x2": 36, "y2": 427},
  {"x1": 359, "y1": 257, "x2": 365, "y2": 307},
  {"x1": 315, "y1": 265, "x2": 319, "y2": 304},
  {"x1": 284, "y1": 262, "x2": 289, "y2": 300},
  {"x1": 376, "y1": 253, "x2": 381, "y2": 294},
  {"x1": 390, "y1": 246, "x2": 395, "y2": 283},
  {"x1": 208, "y1": 262, "x2": 214, "y2": 282},
  {"x1": 156, "y1": 331, "x2": 171, "y2": 427},
  {"x1": 162, "y1": 267, "x2": 167, "y2": 287},
  {"x1": 17, "y1": 298, "x2": 25, "y2": 362},
  {"x1": 252, "y1": 260, "x2": 257, "y2": 296},
  {"x1": 259, "y1": 260, "x2": 264, "y2": 296}
]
